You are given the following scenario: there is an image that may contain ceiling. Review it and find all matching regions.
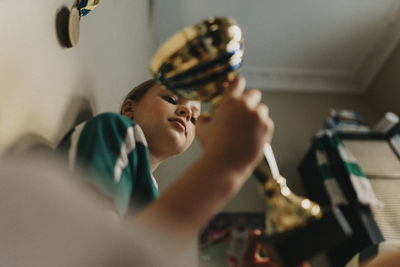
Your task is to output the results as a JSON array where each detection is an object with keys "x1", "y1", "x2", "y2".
[{"x1": 152, "y1": 0, "x2": 400, "y2": 93}]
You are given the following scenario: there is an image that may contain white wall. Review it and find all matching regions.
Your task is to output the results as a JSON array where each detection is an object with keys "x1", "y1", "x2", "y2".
[
  {"x1": 0, "y1": 0, "x2": 153, "y2": 153},
  {"x1": 365, "y1": 43, "x2": 400, "y2": 116}
]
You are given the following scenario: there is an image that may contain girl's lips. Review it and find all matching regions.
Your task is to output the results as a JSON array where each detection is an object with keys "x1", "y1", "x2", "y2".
[{"x1": 169, "y1": 118, "x2": 187, "y2": 133}]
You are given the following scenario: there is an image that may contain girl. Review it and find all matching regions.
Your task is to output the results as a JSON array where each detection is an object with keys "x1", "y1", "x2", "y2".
[{"x1": 58, "y1": 76, "x2": 276, "y2": 265}]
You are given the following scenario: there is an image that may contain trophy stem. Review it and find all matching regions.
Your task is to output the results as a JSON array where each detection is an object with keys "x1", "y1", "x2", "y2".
[{"x1": 263, "y1": 144, "x2": 280, "y2": 179}]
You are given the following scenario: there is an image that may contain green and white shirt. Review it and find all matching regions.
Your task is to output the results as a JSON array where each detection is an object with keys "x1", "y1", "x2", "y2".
[{"x1": 57, "y1": 113, "x2": 159, "y2": 217}]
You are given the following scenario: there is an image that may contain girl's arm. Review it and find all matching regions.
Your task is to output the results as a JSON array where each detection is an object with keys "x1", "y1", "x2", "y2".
[{"x1": 129, "y1": 77, "x2": 273, "y2": 260}]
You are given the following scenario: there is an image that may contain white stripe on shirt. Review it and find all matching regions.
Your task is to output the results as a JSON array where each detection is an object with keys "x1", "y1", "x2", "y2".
[{"x1": 114, "y1": 125, "x2": 149, "y2": 183}]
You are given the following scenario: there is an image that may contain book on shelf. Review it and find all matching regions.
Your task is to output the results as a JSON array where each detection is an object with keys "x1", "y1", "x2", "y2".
[{"x1": 324, "y1": 109, "x2": 371, "y2": 134}]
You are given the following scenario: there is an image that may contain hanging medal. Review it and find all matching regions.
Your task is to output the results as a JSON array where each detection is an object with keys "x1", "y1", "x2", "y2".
[{"x1": 68, "y1": 0, "x2": 100, "y2": 47}]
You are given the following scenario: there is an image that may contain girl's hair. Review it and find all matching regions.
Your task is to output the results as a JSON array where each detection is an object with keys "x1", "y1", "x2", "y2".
[{"x1": 120, "y1": 79, "x2": 157, "y2": 113}]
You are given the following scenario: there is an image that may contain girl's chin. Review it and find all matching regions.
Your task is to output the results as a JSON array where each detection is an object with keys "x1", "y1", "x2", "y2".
[{"x1": 163, "y1": 132, "x2": 187, "y2": 153}]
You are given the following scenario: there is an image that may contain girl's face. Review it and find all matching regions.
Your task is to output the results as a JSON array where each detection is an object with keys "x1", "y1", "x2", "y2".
[{"x1": 124, "y1": 84, "x2": 201, "y2": 159}]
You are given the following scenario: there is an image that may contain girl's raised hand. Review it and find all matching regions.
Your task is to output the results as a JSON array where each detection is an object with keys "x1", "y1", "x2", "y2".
[{"x1": 196, "y1": 76, "x2": 274, "y2": 175}]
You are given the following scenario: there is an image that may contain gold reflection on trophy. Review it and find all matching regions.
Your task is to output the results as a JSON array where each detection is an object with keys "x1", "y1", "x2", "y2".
[
  {"x1": 254, "y1": 145, "x2": 322, "y2": 235},
  {"x1": 150, "y1": 17, "x2": 243, "y2": 104},
  {"x1": 150, "y1": 17, "x2": 322, "y2": 237}
]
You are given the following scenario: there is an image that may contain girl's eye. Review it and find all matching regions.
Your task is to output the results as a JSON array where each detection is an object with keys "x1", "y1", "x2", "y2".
[
  {"x1": 163, "y1": 96, "x2": 177, "y2": 104},
  {"x1": 190, "y1": 117, "x2": 197, "y2": 124}
]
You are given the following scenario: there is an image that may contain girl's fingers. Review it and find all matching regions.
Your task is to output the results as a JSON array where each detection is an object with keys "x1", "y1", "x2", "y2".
[
  {"x1": 242, "y1": 229, "x2": 263, "y2": 260},
  {"x1": 223, "y1": 76, "x2": 246, "y2": 98},
  {"x1": 242, "y1": 88, "x2": 262, "y2": 108},
  {"x1": 257, "y1": 103, "x2": 270, "y2": 118}
]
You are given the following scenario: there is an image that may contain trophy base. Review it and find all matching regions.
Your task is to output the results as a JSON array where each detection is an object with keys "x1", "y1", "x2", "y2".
[{"x1": 258, "y1": 206, "x2": 352, "y2": 267}]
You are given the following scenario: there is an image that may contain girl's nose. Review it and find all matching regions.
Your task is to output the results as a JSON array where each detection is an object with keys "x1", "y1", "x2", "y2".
[{"x1": 176, "y1": 106, "x2": 191, "y2": 121}]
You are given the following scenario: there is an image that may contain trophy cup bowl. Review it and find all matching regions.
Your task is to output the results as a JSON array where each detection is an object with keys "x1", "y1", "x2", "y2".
[
  {"x1": 150, "y1": 17, "x2": 243, "y2": 103},
  {"x1": 150, "y1": 17, "x2": 352, "y2": 266}
]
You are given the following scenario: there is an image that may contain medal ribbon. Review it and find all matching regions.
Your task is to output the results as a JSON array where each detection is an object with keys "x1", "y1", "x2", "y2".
[{"x1": 78, "y1": 0, "x2": 100, "y2": 16}]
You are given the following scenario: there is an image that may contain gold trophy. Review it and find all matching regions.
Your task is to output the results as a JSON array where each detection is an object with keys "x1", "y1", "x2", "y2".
[{"x1": 150, "y1": 17, "x2": 352, "y2": 266}]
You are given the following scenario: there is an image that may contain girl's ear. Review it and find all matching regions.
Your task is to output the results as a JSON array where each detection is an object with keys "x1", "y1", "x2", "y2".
[{"x1": 121, "y1": 99, "x2": 135, "y2": 120}]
